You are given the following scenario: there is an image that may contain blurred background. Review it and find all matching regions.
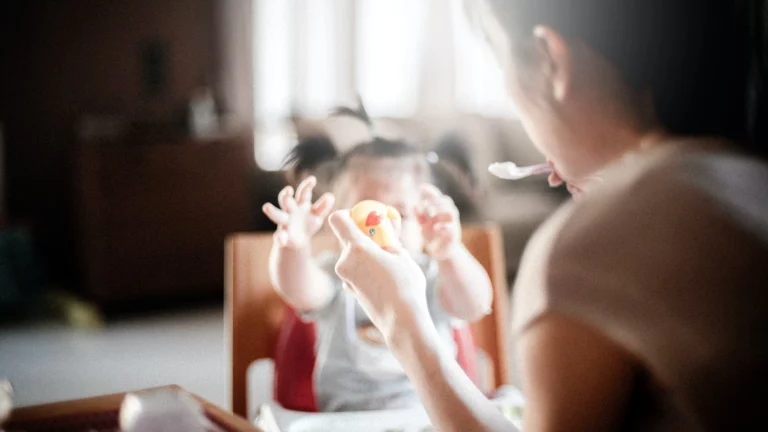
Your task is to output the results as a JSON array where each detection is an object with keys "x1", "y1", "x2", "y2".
[{"x1": 0, "y1": 0, "x2": 564, "y2": 408}]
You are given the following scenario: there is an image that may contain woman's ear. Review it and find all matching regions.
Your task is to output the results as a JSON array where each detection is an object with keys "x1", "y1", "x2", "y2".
[{"x1": 532, "y1": 26, "x2": 572, "y2": 103}]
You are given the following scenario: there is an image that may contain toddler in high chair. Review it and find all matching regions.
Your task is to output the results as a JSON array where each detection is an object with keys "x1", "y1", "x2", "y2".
[{"x1": 261, "y1": 103, "x2": 493, "y2": 412}]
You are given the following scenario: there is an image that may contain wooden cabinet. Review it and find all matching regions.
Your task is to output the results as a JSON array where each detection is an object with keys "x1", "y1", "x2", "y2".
[{"x1": 74, "y1": 137, "x2": 252, "y2": 306}]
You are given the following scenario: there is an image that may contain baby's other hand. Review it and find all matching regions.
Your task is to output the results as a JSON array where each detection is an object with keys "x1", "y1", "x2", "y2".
[
  {"x1": 417, "y1": 184, "x2": 461, "y2": 260},
  {"x1": 262, "y1": 176, "x2": 335, "y2": 249}
]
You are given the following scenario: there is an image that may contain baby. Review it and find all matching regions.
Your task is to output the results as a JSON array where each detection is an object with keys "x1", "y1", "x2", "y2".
[{"x1": 262, "y1": 106, "x2": 492, "y2": 412}]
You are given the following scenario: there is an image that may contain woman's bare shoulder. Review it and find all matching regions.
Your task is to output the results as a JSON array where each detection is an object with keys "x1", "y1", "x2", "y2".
[{"x1": 513, "y1": 141, "x2": 768, "y2": 335}]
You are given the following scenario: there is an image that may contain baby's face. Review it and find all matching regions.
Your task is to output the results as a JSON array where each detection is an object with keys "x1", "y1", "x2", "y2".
[{"x1": 337, "y1": 172, "x2": 424, "y2": 256}]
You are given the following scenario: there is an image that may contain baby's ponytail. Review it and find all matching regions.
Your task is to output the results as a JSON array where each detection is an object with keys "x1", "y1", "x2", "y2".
[
  {"x1": 328, "y1": 96, "x2": 430, "y2": 185},
  {"x1": 282, "y1": 135, "x2": 339, "y2": 177},
  {"x1": 331, "y1": 95, "x2": 378, "y2": 139}
]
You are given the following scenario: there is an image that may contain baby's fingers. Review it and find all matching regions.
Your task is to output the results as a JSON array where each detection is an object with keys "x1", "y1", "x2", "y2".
[
  {"x1": 311, "y1": 193, "x2": 336, "y2": 217},
  {"x1": 438, "y1": 195, "x2": 458, "y2": 212},
  {"x1": 295, "y1": 176, "x2": 317, "y2": 205},
  {"x1": 278, "y1": 186, "x2": 299, "y2": 213},
  {"x1": 429, "y1": 212, "x2": 454, "y2": 225},
  {"x1": 420, "y1": 183, "x2": 445, "y2": 204},
  {"x1": 433, "y1": 223, "x2": 458, "y2": 241},
  {"x1": 263, "y1": 203, "x2": 290, "y2": 226},
  {"x1": 416, "y1": 205, "x2": 431, "y2": 225}
]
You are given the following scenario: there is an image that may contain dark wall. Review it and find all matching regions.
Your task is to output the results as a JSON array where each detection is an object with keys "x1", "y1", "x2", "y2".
[{"x1": 0, "y1": 0, "x2": 218, "y2": 286}]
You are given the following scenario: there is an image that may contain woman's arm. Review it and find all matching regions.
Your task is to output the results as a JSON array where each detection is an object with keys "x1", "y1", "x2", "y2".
[
  {"x1": 389, "y1": 305, "x2": 637, "y2": 432},
  {"x1": 329, "y1": 209, "x2": 639, "y2": 431},
  {"x1": 329, "y1": 211, "x2": 516, "y2": 432},
  {"x1": 517, "y1": 315, "x2": 637, "y2": 432},
  {"x1": 390, "y1": 307, "x2": 517, "y2": 432}
]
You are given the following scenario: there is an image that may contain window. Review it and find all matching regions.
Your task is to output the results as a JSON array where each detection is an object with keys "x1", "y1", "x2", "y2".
[
  {"x1": 253, "y1": 0, "x2": 293, "y2": 122},
  {"x1": 252, "y1": 0, "x2": 513, "y2": 170},
  {"x1": 451, "y1": 0, "x2": 516, "y2": 117},
  {"x1": 355, "y1": 0, "x2": 428, "y2": 116}
]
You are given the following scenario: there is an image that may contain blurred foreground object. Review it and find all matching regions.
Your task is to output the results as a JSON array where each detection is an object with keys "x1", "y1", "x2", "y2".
[
  {"x1": 120, "y1": 388, "x2": 223, "y2": 432},
  {"x1": 5, "y1": 385, "x2": 260, "y2": 431},
  {"x1": 0, "y1": 379, "x2": 13, "y2": 427}
]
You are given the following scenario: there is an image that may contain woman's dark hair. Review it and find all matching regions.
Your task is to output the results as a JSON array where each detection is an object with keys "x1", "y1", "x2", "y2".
[{"x1": 486, "y1": 0, "x2": 765, "y2": 154}]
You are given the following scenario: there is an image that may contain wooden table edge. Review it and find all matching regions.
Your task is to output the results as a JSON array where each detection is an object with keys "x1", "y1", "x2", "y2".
[{"x1": 7, "y1": 384, "x2": 261, "y2": 431}]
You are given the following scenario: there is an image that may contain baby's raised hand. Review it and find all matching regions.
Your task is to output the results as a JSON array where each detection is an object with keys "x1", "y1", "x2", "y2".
[
  {"x1": 262, "y1": 176, "x2": 335, "y2": 249},
  {"x1": 417, "y1": 184, "x2": 462, "y2": 260}
]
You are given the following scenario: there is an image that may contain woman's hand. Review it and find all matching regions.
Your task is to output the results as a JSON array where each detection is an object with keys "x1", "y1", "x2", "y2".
[
  {"x1": 330, "y1": 209, "x2": 516, "y2": 432},
  {"x1": 417, "y1": 184, "x2": 462, "y2": 260},
  {"x1": 262, "y1": 176, "x2": 335, "y2": 249},
  {"x1": 328, "y1": 210, "x2": 430, "y2": 342}
]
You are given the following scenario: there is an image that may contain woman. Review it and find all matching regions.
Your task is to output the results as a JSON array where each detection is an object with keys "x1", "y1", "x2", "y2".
[{"x1": 329, "y1": 0, "x2": 768, "y2": 431}]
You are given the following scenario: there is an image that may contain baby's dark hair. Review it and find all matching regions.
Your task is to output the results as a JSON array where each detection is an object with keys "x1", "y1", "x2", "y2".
[
  {"x1": 330, "y1": 99, "x2": 426, "y2": 174},
  {"x1": 282, "y1": 135, "x2": 338, "y2": 177},
  {"x1": 283, "y1": 99, "x2": 430, "y2": 185},
  {"x1": 433, "y1": 132, "x2": 478, "y2": 188},
  {"x1": 429, "y1": 132, "x2": 483, "y2": 222}
]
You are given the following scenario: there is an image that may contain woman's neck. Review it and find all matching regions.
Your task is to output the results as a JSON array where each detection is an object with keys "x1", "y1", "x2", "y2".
[
  {"x1": 602, "y1": 126, "x2": 670, "y2": 166},
  {"x1": 637, "y1": 129, "x2": 671, "y2": 152},
  {"x1": 578, "y1": 127, "x2": 670, "y2": 189}
]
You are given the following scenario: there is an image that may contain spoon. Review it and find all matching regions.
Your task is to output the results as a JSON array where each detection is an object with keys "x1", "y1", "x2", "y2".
[{"x1": 488, "y1": 162, "x2": 553, "y2": 180}]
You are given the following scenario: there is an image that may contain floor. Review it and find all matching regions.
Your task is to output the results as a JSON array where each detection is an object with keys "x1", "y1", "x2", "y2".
[
  {"x1": 0, "y1": 305, "x2": 227, "y2": 408},
  {"x1": 1, "y1": 302, "x2": 519, "y2": 412}
]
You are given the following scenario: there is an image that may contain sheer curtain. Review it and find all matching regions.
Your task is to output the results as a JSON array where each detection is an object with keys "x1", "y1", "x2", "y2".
[
  {"x1": 252, "y1": 0, "x2": 513, "y2": 170},
  {"x1": 356, "y1": 0, "x2": 429, "y2": 116}
]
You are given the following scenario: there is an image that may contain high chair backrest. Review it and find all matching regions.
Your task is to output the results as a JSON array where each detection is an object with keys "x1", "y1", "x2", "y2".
[{"x1": 226, "y1": 224, "x2": 511, "y2": 418}]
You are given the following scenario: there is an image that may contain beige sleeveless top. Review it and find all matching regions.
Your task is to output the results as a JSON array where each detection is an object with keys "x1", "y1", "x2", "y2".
[{"x1": 513, "y1": 141, "x2": 768, "y2": 431}]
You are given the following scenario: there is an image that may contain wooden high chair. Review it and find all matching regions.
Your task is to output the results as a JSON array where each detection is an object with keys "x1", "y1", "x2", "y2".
[{"x1": 225, "y1": 224, "x2": 511, "y2": 417}]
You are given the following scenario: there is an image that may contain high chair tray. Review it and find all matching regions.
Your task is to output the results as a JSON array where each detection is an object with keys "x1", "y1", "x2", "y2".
[{"x1": 255, "y1": 386, "x2": 524, "y2": 432}]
